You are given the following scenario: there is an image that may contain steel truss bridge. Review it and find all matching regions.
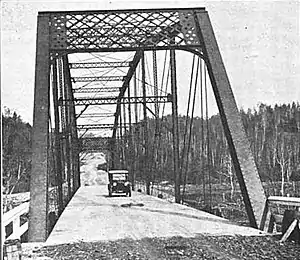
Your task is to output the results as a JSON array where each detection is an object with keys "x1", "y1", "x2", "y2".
[{"x1": 29, "y1": 7, "x2": 269, "y2": 242}]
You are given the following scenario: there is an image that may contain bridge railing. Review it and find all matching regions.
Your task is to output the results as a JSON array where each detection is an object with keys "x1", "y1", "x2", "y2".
[
  {"x1": 268, "y1": 196, "x2": 300, "y2": 207},
  {"x1": 134, "y1": 181, "x2": 175, "y2": 202},
  {"x1": 267, "y1": 196, "x2": 300, "y2": 233},
  {"x1": 3, "y1": 202, "x2": 29, "y2": 241}
]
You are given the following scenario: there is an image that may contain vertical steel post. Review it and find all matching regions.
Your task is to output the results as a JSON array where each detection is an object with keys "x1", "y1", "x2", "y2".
[
  {"x1": 29, "y1": 13, "x2": 50, "y2": 242},
  {"x1": 62, "y1": 55, "x2": 80, "y2": 192},
  {"x1": 170, "y1": 49, "x2": 181, "y2": 203},
  {"x1": 110, "y1": 138, "x2": 115, "y2": 169},
  {"x1": 119, "y1": 103, "x2": 123, "y2": 168},
  {"x1": 153, "y1": 50, "x2": 159, "y2": 118},
  {"x1": 133, "y1": 72, "x2": 139, "y2": 187},
  {"x1": 152, "y1": 50, "x2": 160, "y2": 181},
  {"x1": 123, "y1": 99, "x2": 127, "y2": 167},
  {"x1": 200, "y1": 60, "x2": 206, "y2": 203},
  {"x1": 51, "y1": 59, "x2": 64, "y2": 215},
  {"x1": 195, "y1": 10, "x2": 267, "y2": 228},
  {"x1": 141, "y1": 52, "x2": 150, "y2": 194},
  {"x1": 61, "y1": 57, "x2": 72, "y2": 199},
  {"x1": 127, "y1": 85, "x2": 135, "y2": 190},
  {"x1": 58, "y1": 58, "x2": 66, "y2": 185}
]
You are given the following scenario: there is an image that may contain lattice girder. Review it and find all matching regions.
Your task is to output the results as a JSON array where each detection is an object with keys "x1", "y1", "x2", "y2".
[{"x1": 47, "y1": 8, "x2": 204, "y2": 53}]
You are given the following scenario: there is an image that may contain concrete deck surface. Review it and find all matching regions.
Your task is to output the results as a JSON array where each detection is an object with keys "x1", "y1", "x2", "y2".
[{"x1": 46, "y1": 185, "x2": 264, "y2": 245}]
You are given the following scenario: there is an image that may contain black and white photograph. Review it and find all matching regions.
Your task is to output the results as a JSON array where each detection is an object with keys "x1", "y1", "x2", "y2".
[{"x1": 1, "y1": 1, "x2": 300, "y2": 259}]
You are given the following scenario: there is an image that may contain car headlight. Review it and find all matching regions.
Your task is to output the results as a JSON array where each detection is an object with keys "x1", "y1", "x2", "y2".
[
  {"x1": 113, "y1": 182, "x2": 117, "y2": 186},
  {"x1": 124, "y1": 182, "x2": 129, "y2": 186}
]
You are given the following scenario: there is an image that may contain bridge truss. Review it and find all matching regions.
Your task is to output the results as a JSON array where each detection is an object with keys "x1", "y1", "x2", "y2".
[{"x1": 29, "y1": 7, "x2": 268, "y2": 242}]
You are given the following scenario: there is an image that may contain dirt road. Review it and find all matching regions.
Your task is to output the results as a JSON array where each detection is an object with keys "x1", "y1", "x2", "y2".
[
  {"x1": 21, "y1": 152, "x2": 299, "y2": 260},
  {"x1": 44, "y1": 151, "x2": 264, "y2": 244},
  {"x1": 46, "y1": 187, "x2": 264, "y2": 245},
  {"x1": 80, "y1": 152, "x2": 108, "y2": 186}
]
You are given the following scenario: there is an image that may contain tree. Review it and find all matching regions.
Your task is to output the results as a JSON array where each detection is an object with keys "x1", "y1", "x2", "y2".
[
  {"x1": 2, "y1": 108, "x2": 32, "y2": 196},
  {"x1": 121, "y1": 102, "x2": 300, "y2": 198}
]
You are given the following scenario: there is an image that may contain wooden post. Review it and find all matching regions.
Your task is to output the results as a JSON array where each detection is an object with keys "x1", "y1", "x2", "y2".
[
  {"x1": 280, "y1": 219, "x2": 299, "y2": 243},
  {"x1": 281, "y1": 210, "x2": 300, "y2": 243}
]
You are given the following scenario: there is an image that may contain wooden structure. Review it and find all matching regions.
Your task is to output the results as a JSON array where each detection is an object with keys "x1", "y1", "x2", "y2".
[
  {"x1": 267, "y1": 196, "x2": 300, "y2": 242},
  {"x1": 3, "y1": 202, "x2": 29, "y2": 241}
]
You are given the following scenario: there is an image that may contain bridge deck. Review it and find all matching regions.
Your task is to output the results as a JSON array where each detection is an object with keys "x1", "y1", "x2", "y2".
[{"x1": 46, "y1": 185, "x2": 264, "y2": 245}]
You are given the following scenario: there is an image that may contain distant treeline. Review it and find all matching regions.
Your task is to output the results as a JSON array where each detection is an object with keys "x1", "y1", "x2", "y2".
[
  {"x1": 2, "y1": 102, "x2": 300, "y2": 194},
  {"x1": 127, "y1": 102, "x2": 300, "y2": 192}
]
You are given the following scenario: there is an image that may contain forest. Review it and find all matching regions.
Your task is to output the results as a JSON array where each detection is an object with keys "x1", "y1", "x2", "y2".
[
  {"x1": 2, "y1": 102, "x2": 300, "y2": 197},
  {"x1": 126, "y1": 102, "x2": 300, "y2": 198},
  {"x1": 2, "y1": 108, "x2": 32, "y2": 195}
]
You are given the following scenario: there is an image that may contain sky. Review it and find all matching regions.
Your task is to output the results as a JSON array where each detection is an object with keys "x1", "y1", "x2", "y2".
[{"x1": 1, "y1": 0, "x2": 300, "y2": 124}]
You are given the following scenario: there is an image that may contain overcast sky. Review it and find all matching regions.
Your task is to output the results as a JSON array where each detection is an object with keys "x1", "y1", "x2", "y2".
[{"x1": 1, "y1": 0, "x2": 299, "y2": 123}]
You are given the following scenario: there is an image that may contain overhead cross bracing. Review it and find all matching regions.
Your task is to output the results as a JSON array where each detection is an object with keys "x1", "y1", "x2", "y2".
[
  {"x1": 72, "y1": 76, "x2": 125, "y2": 83},
  {"x1": 77, "y1": 124, "x2": 116, "y2": 130},
  {"x1": 30, "y1": 7, "x2": 269, "y2": 242},
  {"x1": 69, "y1": 61, "x2": 131, "y2": 69},
  {"x1": 79, "y1": 137, "x2": 112, "y2": 151},
  {"x1": 77, "y1": 113, "x2": 115, "y2": 118},
  {"x1": 77, "y1": 123, "x2": 138, "y2": 130},
  {"x1": 73, "y1": 87, "x2": 121, "y2": 93},
  {"x1": 62, "y1": 96, "x2": 172, "y2": 106}
]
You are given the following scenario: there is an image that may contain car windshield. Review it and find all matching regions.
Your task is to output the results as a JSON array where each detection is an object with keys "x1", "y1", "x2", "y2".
[{"x1": 112, "y1": 173, "x2": 126, "y2": 180}]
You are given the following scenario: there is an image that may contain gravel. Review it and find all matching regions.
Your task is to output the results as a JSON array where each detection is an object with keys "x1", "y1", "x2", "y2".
[{"x1": 27, "y1": 235, "x2": 300, "y2": 260}]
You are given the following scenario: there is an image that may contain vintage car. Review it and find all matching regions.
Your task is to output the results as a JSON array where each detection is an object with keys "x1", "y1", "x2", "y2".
[{"x1": 108, "y1": 170, "x2": 131, "y2": 197}]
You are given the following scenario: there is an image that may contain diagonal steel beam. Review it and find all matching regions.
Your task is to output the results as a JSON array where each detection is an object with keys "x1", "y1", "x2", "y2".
[
  {"x1": 111, "y1": 52, "x2": 143, "y2": 141},
  {"x1": 109, "y1": 52, "x2": 142, "y2": 167},
  {"x1": 195, "y1": 10, "x2": 267, "y2": 229}
]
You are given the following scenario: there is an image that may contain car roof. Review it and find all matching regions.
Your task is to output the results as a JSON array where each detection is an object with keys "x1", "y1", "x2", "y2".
[{"x1": 108, "y1": 170, "x2": 128, "y2": 174}]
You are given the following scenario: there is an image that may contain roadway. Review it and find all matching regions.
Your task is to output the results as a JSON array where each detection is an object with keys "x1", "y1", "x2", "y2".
[{"x1": 45, "y1": 152, "x2": 264, "y2": 245}]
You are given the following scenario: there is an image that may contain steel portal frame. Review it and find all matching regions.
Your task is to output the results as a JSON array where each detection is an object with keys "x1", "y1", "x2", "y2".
[
  {"x1": 48, "y1": 8, "x2": 203, "y2": 53},
  {"x1": 30, "y1": 7, "x2": 267, "y2": 242}
]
